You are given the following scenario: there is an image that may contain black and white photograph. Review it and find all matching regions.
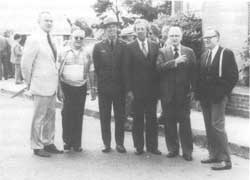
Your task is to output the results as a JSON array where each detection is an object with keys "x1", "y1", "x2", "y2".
[{"x1": 0, "y1": 0, "x2": 249, "y2": 179}]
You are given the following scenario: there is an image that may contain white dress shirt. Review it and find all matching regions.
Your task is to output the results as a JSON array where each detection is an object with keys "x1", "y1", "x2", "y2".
[{"x1": 137, "y1": 38, "x2": 149, "y2": 54}]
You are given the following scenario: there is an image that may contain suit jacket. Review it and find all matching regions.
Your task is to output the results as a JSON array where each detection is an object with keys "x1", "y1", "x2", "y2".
[
  {"x1": 93, "y1": 38, "x2": 127, "y2": 95},
  {"x1": 126, "y1": 39, "x2": 159, "y2": 99},
  {"x1": 0, "y1": 36, "x2": 10, "y2": 63},
  {"x1": 21, "y1": 29, "x2": 58, "y2": 96},
  {"x1": 196, "y1": 46, "x2": 238, "y2": 102},
  {"x1": 156, "y1": 45, "x2": 197, "y2": 104}
]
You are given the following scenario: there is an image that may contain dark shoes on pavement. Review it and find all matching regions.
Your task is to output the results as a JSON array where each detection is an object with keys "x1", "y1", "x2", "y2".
[
  {"x1": 135, "y1": 148, "x2": 144, "y2": 155},
  {"x1": 147, "y1": 149, "x2": 162, "y2": 155},
  {"x1": 33, "y1": 149, "x2": 51, "y2": 157},
  {"x1": 44, "y1": 144, "x2": 63, "y2": 154},
  {"x1": 116, "y1": 145, "x2": 126, "y2": 153},
  {"x1": 73, "y1": 147, "x2": 83, "y2": 152},
  {"x1": 183, "y1": 154, "x2": 193, "y2": 161},
  {"x1": 201, "y1": 158, "x2": 221, "y2": 164},
  {"x1": 166, "y1": 151, "x2": 179, "y2": 158},
  {"x1": 102, "y1": 146, "x2": 111, "y2": 153},
  {"x1": 211, "y1": 161, "x2": 232, "y2": 170}
]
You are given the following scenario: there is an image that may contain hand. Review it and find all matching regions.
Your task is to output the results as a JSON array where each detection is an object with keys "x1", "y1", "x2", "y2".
[
  {"x1": 57, "y1": 88, "x2": 64, "y2": 102},
  {"x1": 175, "y1": 55, "x2": 187, "y2": 65},
  {"x1": 90, "y1": 87, "x2": 97, "y2": 101},
  {"x1": 127, "y1": 91, "x2": 134, "y2": 102}
]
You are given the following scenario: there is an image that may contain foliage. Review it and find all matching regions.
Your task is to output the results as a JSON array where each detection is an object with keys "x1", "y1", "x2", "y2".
[
  {"x1": 93, "y1": 0, "x2": 113, "y2": 16},
  {"x1": 154, "y1": 14, "x2": 203, "y2": 59},
  {"x1": 238, "y1": 36, "x2": 250, "y2": 86}
]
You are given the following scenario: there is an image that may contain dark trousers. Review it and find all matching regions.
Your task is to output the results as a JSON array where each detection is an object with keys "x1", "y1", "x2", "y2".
[
  {"x1": 200, "y1": 96, "x2": 231, "y2": 162},
  {"x1": 132, "y1": 97, "x2": 158, "y2": 151},
  {"x1": 1, "y1": 59, "x2": 9, "y2": 79},
  {"x1": 61, "y1": 82, "x2": 87, "y2": 148},
  {"x1": 162, "y1": 97, "x2": 193, "y2": 156},
  {"x1": 98, "y1": 92, "x2": 125, "y2": 147}
]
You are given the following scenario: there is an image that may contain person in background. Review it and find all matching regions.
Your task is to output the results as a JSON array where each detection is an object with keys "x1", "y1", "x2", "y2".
[
  {"x1": 11, "y1": 33, "x2": 23, "y2": 84},
  {"x1": 126, "y1": 19, "x2": 161, "y2": 155},
  {"x1": 156, "y1": 26, "x2": 196, "y2": 161},
  {"x1": 148, "y1": 23, "x2": 161, "y2": 44},
  {"x1": 196, "y1": 28, "x2": 238, "y2": 170},
  {"x1": 93, "y1": 16, "x2": 127, "y2": 153},
  {"x1": 21, "y1": 11, "x2": 63, "y2": 157},
  {"x1": 58, "y1": 29, "x2": 95, "y2": 152},
  {"x1": 0, "y1": 35, "x2": 10, "y2": 80},
  {"x1": 120, "y1": 25, "x2": 136, "y2": 43},
  {"x1": 3, "y1": 30, "x2": 14, "y2": 79}
]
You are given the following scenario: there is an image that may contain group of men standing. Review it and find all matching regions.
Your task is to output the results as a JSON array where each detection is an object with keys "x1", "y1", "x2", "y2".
[{"x1": 20, "y1": 11, "x2": 238, "y2": 171}]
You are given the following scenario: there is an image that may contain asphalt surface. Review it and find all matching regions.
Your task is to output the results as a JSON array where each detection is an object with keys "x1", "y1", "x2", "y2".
[{"x1": 0, "y1": 94, "x2": 249, "y2": 180}]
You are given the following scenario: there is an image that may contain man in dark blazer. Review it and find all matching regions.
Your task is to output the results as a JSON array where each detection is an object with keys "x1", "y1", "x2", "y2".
[
  {"x1": 156, "y1": 26, "x2": 196, "y2": 161},
  {"x1": 93, "y1": 16, "x2": 127, "y2": 153},
  {"x1": 126, "y1": 19, "x2": 161, "y2": 155},
  {"x1": 196, "y1": 28, "x2": 238, "y2": 170}
]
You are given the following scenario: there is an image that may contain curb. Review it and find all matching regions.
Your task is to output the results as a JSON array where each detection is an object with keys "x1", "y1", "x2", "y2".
[{"x1": 1, "y1": 88, "x2": 249, "y2": 159}]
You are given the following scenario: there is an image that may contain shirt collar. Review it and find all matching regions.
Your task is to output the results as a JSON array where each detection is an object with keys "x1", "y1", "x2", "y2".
[
  {"x1": 171, "y1": 44, "x2": 181, "y2": 52},
  {"x1": 137, "y1": 38, "x2": 148, "y2": 46},
  {"x1": 211, "y1": 45, "x2": 219, "y2": 55}
]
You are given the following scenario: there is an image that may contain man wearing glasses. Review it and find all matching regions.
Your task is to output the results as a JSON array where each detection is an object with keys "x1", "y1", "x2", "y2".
[
  {"x1": 196, "y1": 28, "x2": 238, "y2": 170},
  {"x1": 93, "y1": 16, "x2": 127, "y2": 153},
  {"x1": 58, "y1": 29, "x2": 95, "y2": 152}
]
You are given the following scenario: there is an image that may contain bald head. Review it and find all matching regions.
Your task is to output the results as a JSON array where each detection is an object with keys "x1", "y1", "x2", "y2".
[{"x1": 168, "y1": 26, "x2": 183, "y2": 46}]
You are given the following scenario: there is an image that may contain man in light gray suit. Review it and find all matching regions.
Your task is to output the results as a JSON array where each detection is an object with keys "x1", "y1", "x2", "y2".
[{"x1": 21, "y1": 11, "x2": 63, "y2": 157}]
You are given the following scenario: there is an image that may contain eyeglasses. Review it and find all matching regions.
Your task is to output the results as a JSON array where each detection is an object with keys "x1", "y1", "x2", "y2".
[
  {"x1": 74, "y1": 37, "x2": 84, "y2": 40},
  {"x1": 203, "y1": 35, "x2": 217, "y2": 40}
]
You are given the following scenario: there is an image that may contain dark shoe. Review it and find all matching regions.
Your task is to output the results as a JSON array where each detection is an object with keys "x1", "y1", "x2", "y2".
[
  {"x1": 183, "y1": 154, "x2": 193, "y2": 161},
  {"x1": 102, "y1": 146, "x2": 111, "y2": 153},
  {"x1": 211, "y1": 161, "x2": 232, "y2": 170},
  {"x1": 116, "y1": 145, "x2": 126, "y2": 153},
  {"x1": 166, "y1": 151, "x2": 178, "y2": 158},
  {"x1": 33, "y1": 149, "x2": 51, "y2": 157},
  {"x1": 147, "y1": 149, "x2": 162, "y2": 155},
  {"x1": 44, "y1": 144, "x2": 63, "y2": 154},
  {"x1": 64, "y1": 144, "x2": 72, "y2": 151},
  {"x1": 135, "y1": 149, "x2": 144, "y2": 155},
  {"x1": 201, "y1": 158, "x2": 221, "y2": 164},
  {"x1": 73, "y1": 147, "x2": 83, "y2": 152}
]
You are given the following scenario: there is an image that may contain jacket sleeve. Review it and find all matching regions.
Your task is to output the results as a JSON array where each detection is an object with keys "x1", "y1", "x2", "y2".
[
  {"x1": 123, "y1": 44, "x2": 132, "y2": 93},
  {"x1": 21, "y1": 37, "x2": 39, "y2": 87},
  {"x1": 156, "y1": 49, "x2": 176, "y2": 72},
  {"x1": 189, "y1": 49, "x2": 197, "y2": 92},
  {"x1": 92, "y1": 44, "x2": 100, "y2": 75}
]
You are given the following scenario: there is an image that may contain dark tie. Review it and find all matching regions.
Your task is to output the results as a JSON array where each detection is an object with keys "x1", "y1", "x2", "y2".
[
  {"x1": 141, "y1": 41, "x2": 148, "y2": 57},
  {"x1": 174, "y1": 47, "x2": 179, "y2": 59},
  {"x1": 206, "y1": 51, "x2": 212, "y2": 66},
  {"x1": 110, "y1": 40, "x2": 114, "y2": 51},
  {"x1": 47, "y1": 33, "x2": 57, "y2": 61}
]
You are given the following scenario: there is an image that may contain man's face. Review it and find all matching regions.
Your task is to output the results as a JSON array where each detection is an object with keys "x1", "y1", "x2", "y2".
[
  {"x1": 105, "y1": 24, "x2": 118, "y2": 40},
  {"x1": 72, "y1": 30, "x2": 85, "y2": 49},
  {"x1": 135, "y1": 23, "x2": 147, "y2": 41},
  {"x1": 168, "y1": 27, "x2": 182, "y2": 47},
  {"x1": 203, "y1": 30, "x2": 219, "y2": 49},
  {"x1": 39, "y1": 13, "x2": 53, "y2": 33},
  {"x1": 161, "y1": 29, "x2": 169, "y2": 41}
]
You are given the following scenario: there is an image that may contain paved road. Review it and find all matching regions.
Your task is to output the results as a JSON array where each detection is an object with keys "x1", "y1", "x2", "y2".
[{"x1": 0, "y1": 94, "x2": 249, "y2": 180}]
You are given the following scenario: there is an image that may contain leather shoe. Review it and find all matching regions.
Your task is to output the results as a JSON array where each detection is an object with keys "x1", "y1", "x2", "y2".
[
  {"x1": 44, "y1": 144, "x2": 63, "y2": 154},
  {"x1": 211, "y1": 161, "x2": 232, "y2": 170},
  {"x1": 33, "y1": 149, "x2": 51, "y2": 157},
  {"x1": 116, "y1": 145, "x2": 126, "y2": 153},
  {"x1": 135, "y1": 149, "x2": 144, "y2": 155},
  {"x1": 183, "y1": 154, "x2": 193, "y2": 161},
  {"x1": 64, "y1": 144, "x2": 72, "y2": 151},
  {"x1": 147, "y1": 149, "x2": 162, "y2": 155},
  {"x1": 201, "y1": 158, "x2": 221, "y2": 164},
  {"x1": 166, "y1": 151, "x2": 178, "y2": 158},
  {"x1": 102, "y1": 146, "x2": 111, "y2": 153},
  {"x1": 73, "y1": 147, "x2": 83, "y2": 152}
]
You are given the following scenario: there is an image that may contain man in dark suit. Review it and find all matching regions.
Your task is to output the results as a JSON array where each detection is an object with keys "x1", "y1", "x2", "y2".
[
  {"x1": 126, "y1": 19, "x2": 161, "y2": 155},
  {"x1": 156, "y1": 26, "x2": 196, "y2": 161},
  {"x1": 196, "y1": 28, "x2": 238, "y2": 170},
  {"x1": 93, "y1": 16, "x2": 127, "y2": 153}
]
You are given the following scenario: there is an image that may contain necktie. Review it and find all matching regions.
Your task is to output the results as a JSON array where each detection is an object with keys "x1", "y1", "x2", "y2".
[
  {"x1": 174, "y1": 47, "x2": 179, "y2": 59},
  {"x1": 110, "y1": 40, "x2": 114, "y2": 51},
  {"x1": 206, "y1": 51, "x2": 212, "y2": 66},
  {"x1": 47, "y1": 33, "x2": 57, "y2": 61},
  {"x1": 141, "y1": 41, "x2": 148, "y2": 57}
]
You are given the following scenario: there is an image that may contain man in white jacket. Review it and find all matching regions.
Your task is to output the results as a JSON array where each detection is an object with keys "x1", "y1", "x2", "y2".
[{"x1": 21, "y1": 11, "x2": 63, "y2": 157}]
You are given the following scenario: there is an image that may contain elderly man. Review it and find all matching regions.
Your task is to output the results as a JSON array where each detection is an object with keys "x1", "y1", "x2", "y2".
[
  {"x1": 156, "y1": 26, "x2": 196, "y2": 161},
  {"x1": 196, "y1": 28, "x2": 238, "y2": 170},
  {"x1": 21, "y1": 11, "x2": 62, "y2": 157},
  {"x1": 126, "y1": 19, "x2": 161, "y2": 155},
  {"x1": 93, "y1": 16, "x2": 127, "y2": 153},
  {"x1": 58, "y1": 29, "x2": 95, "y2": 152}
]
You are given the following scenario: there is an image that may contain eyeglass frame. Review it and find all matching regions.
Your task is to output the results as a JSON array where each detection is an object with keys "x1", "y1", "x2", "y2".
[
  {"x1": 203, "y1": 35, "x2": 218, "y2": 40},
  {"x1": 73, "y1": 36, "x2": 84, "y2": 41}
]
